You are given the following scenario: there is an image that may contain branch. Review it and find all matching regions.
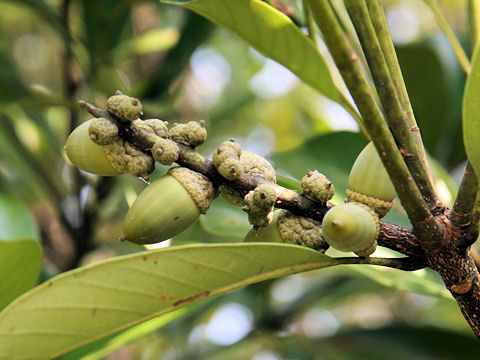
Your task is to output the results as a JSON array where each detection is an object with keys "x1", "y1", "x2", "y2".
[
  {"x1": 423, "y1": 0, "x2": 471, "y2": 74},
  {"x1": 470, "y1": 0, "x2": 480, "y2": 50},
  {"x1": 308, "y1": 0, "x2": 445, "y2": 249},
  {"x1": 366, "y1": 0, "x2": 440, "y2": 215},
  {"x1": 78, "y1": 100, "x2": 425, "y2": 260},
  {"x1": 451, "y1": 161, "x2": 478, "y2": 230}
]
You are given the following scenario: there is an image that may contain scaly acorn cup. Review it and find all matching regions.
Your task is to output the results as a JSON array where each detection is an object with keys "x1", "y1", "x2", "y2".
[
  {"x1": 107, "y1": 92, "x2": 143, "y2": 122},
  {"x1": 65, "y1": 119, "x2": 126, "y2": 176},
  {"x1": 301, "y1": 170, "x2": 334, "y2": 202},
  {"x1": 347, "y1": 141, "x2": 396, "y2": 217},
  {"x1": 322, "y1": 202, "x2": 379, "y2": 256},
  {"x1": 220, "y1": 151, "x2": 276, "y2": 205},
  {"x1": 124, "y1": 166, "x2": 215, "y2": 244},
  {"x1": 244, "y1": 210, "x2": 328, "y2": 252}
]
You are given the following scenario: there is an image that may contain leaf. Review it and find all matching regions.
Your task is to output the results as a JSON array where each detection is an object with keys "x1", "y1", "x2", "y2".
[
  {"x1": 0, "y1": 239, "x2": 42, "y2": 311},
  {"x1": 58, "y1": 307, "x2": 193, "y2": 360},
  {"x1": 0, "y1": 195, "x2": 38, "y2": 240},
  {"x1": 0, "y1": 195, "x2": 42, "y2": 311},
  {"x1": 0, "y1": 243, "x2": 337, "y2": 359},
  {"x1": 396, "y1": 35, "x2": 464, "y2": 167},
  {"x1": 200, "y1": 199, "x2": 251, "y2": 240},
  {"x1": 334, "y1": 326, "x2": 480, "y2": 358},
  {"x1": 341, "y1": 265, "x2": 452, "y2": 300},
  {"x1": 160, "y1": 0, "x2": 344, "y2": 104},
  {"x1": 463, "y1": 43, "x2": 480, "y2": 176}
]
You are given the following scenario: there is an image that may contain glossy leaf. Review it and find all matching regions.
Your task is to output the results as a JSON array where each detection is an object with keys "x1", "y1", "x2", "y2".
[
  {"x1": 463, "y1": 43, "x2": 480, "y2": 176},
  {"x1": 160, "y1": 0, "x2": 344, "y2": 104},
  {"x1": 0, "y1": 243, "x2": 337, "y2": 359}
]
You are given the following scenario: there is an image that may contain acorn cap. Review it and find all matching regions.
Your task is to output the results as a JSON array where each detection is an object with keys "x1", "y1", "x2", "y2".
[
  {"x1": 65, "y1": 119, "x2": 124, "y2": 176},
  {"x1": 107, "y1": 94, "x2": 143, "y2": 122},
  {"x1": 244, "y1": 210, "x2": 283, "y2": 243},
  {"x1": 124, "y1": 174, "x2": 200, "y2": 244},
  {"x1": 168, "y1": 167, "x2": 215, "y2": 214},
  {"x1": 301, "y1": 170, "x2": 334, "y2": 202},
  {"x1": 345, "y1": 188, "x2": 393, "y2": 218},
  {"x1": 240, "y1": 151, "x2": 276, "y2": 183},
  {"x1": 88, "y1": 117, "x2": 118, "y2": 145},
  {"x1": 277, "y1": 210, "x2": 328, "y2": 252}
]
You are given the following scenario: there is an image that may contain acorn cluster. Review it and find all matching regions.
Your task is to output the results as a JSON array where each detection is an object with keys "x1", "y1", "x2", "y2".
[{"x1": 66, "y1": 93, "x2": 396, "y2": 257}]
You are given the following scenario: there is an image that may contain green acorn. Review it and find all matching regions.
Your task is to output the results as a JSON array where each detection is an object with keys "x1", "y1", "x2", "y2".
[
  {"x1": 322, "y1": 202, "x2": 379, "y2": 256},
  {"x1": 347, "y1": 141, "x2": 396, "y2": 217},
  {"x1": 124, "y1": 167, "x2": 215, "y2": 244},
  {"x1": 65, "y1": 119, "x2": 125, "y2": 176}
]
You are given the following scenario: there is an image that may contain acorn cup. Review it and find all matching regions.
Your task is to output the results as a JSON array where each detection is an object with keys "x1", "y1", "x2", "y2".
[
  {"x1": 244, "y1": 210, "x2": 329, "y2": 252},
  {"x1": 123, "y1": 167, "x2": 215, "y2": 244},
  {"x1": 321, "y1": 202, "x2": 379, "y2": 256},
  {"x1": 65, "y1": 119, "x2": 126, "y2": 176}
]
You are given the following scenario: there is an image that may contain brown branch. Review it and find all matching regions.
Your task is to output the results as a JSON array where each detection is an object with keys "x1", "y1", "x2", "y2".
[{"x1": 78, "y1": 100, "x2": 425, "y2": 262}]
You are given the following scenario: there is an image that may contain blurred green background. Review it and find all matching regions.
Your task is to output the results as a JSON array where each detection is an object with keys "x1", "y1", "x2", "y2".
[{"x1": 0, "y1": 0, "x2": 479, "y2": 358}]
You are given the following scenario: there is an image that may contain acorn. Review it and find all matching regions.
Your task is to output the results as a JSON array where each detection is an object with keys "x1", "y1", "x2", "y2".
[
  {"x1": 322, "y1": 202, "x2": 379, "y2": 256},
  {"x1": 65, "y1": 119, "x2": 126, "y2": 176},
  {"x1": 244, "y1": 209, "x2": 328, "y2": 252},
  {"x1": 123, "y1": 166, "x2": 215, "y2": 244},
  {"x1": 347, "y1": 141, "x2": 396, "y2": 217}
]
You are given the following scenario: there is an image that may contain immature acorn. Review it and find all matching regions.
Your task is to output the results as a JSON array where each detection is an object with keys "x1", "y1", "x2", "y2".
[
  {"x1": 65, "y1": 119, "x2": 126, "y2": 176},
  {"x1": 244, "y1": 209, "x2": 328, "y2": 252},
  {"x1": 347, "y1": 141, "x2": 396, "y2": 217},
  {"x1": 322, "y1": 202, "x2": 379, "y2": 256},
  {"x1": 123, "y1": 166, "x2": 215, "y2": 244}
]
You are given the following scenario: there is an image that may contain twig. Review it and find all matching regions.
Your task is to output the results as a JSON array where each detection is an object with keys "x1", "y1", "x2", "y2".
[
  {"x1": 303, "y1": 0, "x2": 318, "y2": 45},
  {"x1": 423, "y1": 0, "x2": 471, "y2": 74},
  {"x1": 451, "y1": 161, "x2": 478, "y2": 230},
  {"x1": 308, "y1": 0, "x2": 445, "y2": 248},
  {"x1": 78, "y1": 100, "x2": 425, "y2": 259},
  {"x1": 469, "y1": 0, "x2": 480, "y2": 50},
  {"x1": 366, "y1": 0, "x2": 440, "y2": 215}
]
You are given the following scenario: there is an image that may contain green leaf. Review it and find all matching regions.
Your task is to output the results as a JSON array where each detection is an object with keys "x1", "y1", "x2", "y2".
[
  {"x1": 0, "y1": 243, "x2": 337, "y2": 359},
  {"x1": 58, "y1": 307, "x2": 193, "y2": 360},
  {"x1": 463, "y1": 43, "x2": 480, "y2": 176},
  {"x1": 0, "y1": 239, "x2": 42, "y2": 311},
  {"x1": 160, "y1": 0, "x2": 344, "y2": 104},
  {"x1": 341, "y1": 265, "x2": 452, "y2": 300},
  {"x1": 0, "y1": 195, "x2": 38, "y2": 240},
  {"x1": 396, "y1": 35, "x2": 464, "y2": 167},
  {"x1": 200, "y1": 199, "x2": 251, "y2": 240},
  {"x1": 334, "y1": 326, "x2": 479, "y2": 358},
  {"x1": 0, "y1": 195, "x2": 42, "y2": 311}
]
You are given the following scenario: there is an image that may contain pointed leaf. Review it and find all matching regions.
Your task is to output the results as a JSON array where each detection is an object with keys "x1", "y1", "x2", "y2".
[
  {"x1": 160, "y1": 0, "x2": 344, "y2": 104},
  {"x1": 0, "y1": 243, "x2": 337, "y2": 359}
]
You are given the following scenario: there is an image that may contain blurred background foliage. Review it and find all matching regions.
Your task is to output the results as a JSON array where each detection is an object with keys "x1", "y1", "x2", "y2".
[{"x1": 0, "y1": 0, "x2": 479, "y2": 358}]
